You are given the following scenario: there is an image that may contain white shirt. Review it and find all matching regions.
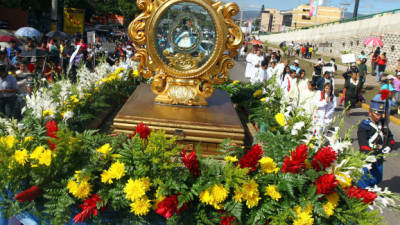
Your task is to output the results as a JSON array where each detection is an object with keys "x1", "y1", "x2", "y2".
[
  {"x1": 245, "y1": 53, "x2": 255, "y2": 78},
  {"x1": 314, "y1": 91, "x2": 337, "y2": 123}
]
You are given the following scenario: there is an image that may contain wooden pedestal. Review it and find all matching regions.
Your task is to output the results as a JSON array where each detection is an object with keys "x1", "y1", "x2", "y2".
[{"x1": 112, "y1": 84, "x2": 245, "y2": 156}]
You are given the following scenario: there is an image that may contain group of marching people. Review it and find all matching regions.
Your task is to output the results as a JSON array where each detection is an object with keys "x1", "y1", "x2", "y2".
[{"x1": 244, "y1": 45, "x2": 337, "y2": 135}]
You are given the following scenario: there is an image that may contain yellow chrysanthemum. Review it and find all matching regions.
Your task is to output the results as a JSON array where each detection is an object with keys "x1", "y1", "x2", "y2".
[
  {"x1": 24, "y1": 136, "x2": 34, "y2": 143},
  {"x1": 30, "y1": 146, "x2": 52, "y2": 166},
  {"x1": 275, "y1": 113, "x2": 286, "y2": 127},
  {"x1": 108, "y1": 160, "x2": 126, "y2": 180},
  {"x1": 265, "y1": 185, "x2": 282, "y2": 201},
  {"x1": 241, "y1": 179, "x2": 260, "y2": 208},
  {"x1": 260, "y1": 97, "x2": 266, "y2": 102},
  {"x1": 326, "y1": 192, "x2": 339, "y2": 206},
  {"x1": 242, "y1": 179, "x2": 258, "y2": 198},
  {"x1": 67, "y1": 178, "x2": 92, "y2": 200},
  {"x1": 1, "y1": 136, "x2": 17, "y2": 149},
  {"x1": 259, "y1": 157, "x2": 279, "y2": 174},
  {"x1": 42, "y1": 110, "x2": 54, "y2": 117},
  {"x1": 132, "y1": 70, "x2": 140, "y2": 77},
  {"x1": 97, "y1": 143, "x2": 112, "y2": 157},
  {"x1": 246, "y1": 194, "x2": 261, "y2": 208},
  {"x1": 124, "y1": 178, "x2": 151, "y2": 202},
  {"x1": 38, "y1": 149, "x2": 52, "y2": 166},
  {"x1": 323, "y1": 202, "x2": 335, "y2": 217},
  {"x1": 101, "y1": 170, "x2": 113, "y2": 184},
  {"x1": 293, "y1": 211, "x2": 314, "y2": 225},
  {"x1": 233, "y1": 189, "x2": 244, "y2": 203},
  {"x1": 130, "y1": 197, "x2": 151, "y2": 216},
  {"x1": 232, "y1": 80, "x2": 240, "y2": 85},
  {"x1": 200, "y1": 190, "x2": 213, "y2": 205},
  {"x1": 336, "y1": 172, "x2": 352, "y2": 188},
  {"x1": 253, "y1": 89, "x2": 263, "y2": 98},
  {"x1": 294, "y1": 205, "x2": 314, "y2": 225},
  {"x1": 14, "y1": 149, "x2": 29, "y2": 166},
  {"x1": 211, "y1": 184, "x2": 228, "y2": 203},
  {"x1": 30, "y1": 146, "x2": 45, "y2": 160},
  {"x1": 225, "y1": 156, "x2": 238, "y2": 163}
]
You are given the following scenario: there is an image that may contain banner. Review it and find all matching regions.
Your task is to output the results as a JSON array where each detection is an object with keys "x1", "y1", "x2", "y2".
[
  {"x1": 309, "y1": 0, "x2": 318, "y2": 17},
  {"x1": 63, "y1": 8, "x2": 85, "y2": 35}
]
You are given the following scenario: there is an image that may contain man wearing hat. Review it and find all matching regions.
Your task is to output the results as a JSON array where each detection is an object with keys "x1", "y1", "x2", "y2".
[
  {"x1": 357, "y1": 98, "x2": 395, "y2": 188},
  {"x1": 0, "y1": 63, "x2": 18, "y2": 118}
]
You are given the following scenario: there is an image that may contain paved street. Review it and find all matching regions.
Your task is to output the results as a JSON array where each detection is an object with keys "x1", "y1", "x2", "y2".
[{"x1": 229, "y1": 59, "x2": 400, "y2": 224}]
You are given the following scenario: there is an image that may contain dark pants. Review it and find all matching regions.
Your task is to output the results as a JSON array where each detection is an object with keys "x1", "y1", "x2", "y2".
[{"x1": 0, "y1": 96, "x2": 17, "y2": 118}]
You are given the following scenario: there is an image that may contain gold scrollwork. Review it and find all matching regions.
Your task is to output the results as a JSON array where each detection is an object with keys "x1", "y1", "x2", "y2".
[{"x1": 128, "y1": 0, "x2": 243, "y2": 106}]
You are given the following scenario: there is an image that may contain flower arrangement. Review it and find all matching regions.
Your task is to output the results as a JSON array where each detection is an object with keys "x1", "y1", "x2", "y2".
[{"x1": 0, "y1": 72, "x2": 399, "y2": 224}]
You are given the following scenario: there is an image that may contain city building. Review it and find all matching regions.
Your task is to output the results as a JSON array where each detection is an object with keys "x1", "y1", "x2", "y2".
[
  {"x1": 260, "y1": 8, "x2": 283, "y2": 33},
  {"x1": 291, "y1": 4, "x2": 341, "y2": 28}
]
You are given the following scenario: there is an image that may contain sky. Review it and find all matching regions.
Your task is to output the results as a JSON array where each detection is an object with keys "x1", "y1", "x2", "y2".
[{"x1": 234, "y1": 0, "x2": 400, "y2": 14}]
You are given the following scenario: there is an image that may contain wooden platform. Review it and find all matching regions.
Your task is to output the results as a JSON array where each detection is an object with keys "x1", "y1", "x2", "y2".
[{"x1": 112, "y1": 84, "x2": 245, "y2": 155}]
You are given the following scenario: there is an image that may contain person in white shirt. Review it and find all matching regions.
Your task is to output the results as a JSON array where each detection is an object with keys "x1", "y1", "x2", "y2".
[
  {"x1": 279, "y1": 66, "x2": 291, "y2": 89},
  {"x1": 296, "y1": 69, "x2": 309, "y2": 97},
  {"x1": 245, "y1": 48, "x2": 256, "y2": 79},
  {"x1": 276, "y1": 59, "x2": 290, "y2": 78},
  {"x1": 282, "y1": 69, "x2": 297, "y2": 98},
  {"x1": 266, "y1": 61, "x2": 278, "y2": 81},
  {"x1": 251, "y1": 60, "x2": 268, "y2": 84},
  {"x1": 301, "y1": 81, "x2": 318, "y2": 115},
  {"x1": 250, "y1": 49, "x2": 264, "y2": 82},
  {"x1": 313, "y1": 82, "x2": 337, "y2": 135}
]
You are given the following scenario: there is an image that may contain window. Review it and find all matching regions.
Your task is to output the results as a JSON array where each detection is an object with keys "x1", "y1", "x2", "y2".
[
  {"x1": 303, "y1": 9, "x2": 310, "y2": 12},
  {"x1": 302, "y1": 15, "x2": 311, "y2": 20}
]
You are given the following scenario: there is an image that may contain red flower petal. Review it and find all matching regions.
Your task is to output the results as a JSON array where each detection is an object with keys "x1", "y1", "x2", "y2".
[
  {"x1": 181, "y1": 149, "x2": 201, "y2": 177},
  {"x1": 73, "y1": 194, "x2": 105, "y2": 223},
  {"x1": 315, "y1": 174, "x2": 338, "y2": 195},
  {"x1": 282, "y1": 144, "x2": 308, "y2": 173},
  {"x1": 312, "y1": 146, "x2": 337, "y2": 171},
  {"x1": 238, "y1": 144, "x2": 264, "y2": 172},
  {"x1": 381, "y1": 89, "x2": 390, "y2": 101},
  {"x1": 14, "y1": 186, "x2": 42, "y2": 202}
]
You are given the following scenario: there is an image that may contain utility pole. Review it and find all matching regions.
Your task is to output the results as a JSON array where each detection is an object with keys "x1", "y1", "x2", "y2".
[
  {"x1": 240, "y1": 10, "x2": 243, "y2": 27},
  {"x1": 353, "y1": 0, "x2": 360, "y2": 18},
  {"x1": 51, "y1": 0, "x2": 58, "y2": 31}
]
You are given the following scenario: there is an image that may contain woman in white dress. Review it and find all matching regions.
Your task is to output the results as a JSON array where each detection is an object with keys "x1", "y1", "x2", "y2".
[{"x1": 313, "y1": 82, "x2": 337, "y2": 135}]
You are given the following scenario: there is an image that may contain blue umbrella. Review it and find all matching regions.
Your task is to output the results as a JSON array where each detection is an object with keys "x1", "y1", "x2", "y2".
[{"x1": 15, "y1": 27, "x2": 41, "y2": 38}]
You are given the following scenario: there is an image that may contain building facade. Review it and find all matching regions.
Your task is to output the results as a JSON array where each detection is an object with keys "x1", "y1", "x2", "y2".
[
  {"x1": 291, "y1": 4, "x2": 341, "y2": 28},
  {"x1": 260, "y1": 8, "x2": 283, "y2": 33}
]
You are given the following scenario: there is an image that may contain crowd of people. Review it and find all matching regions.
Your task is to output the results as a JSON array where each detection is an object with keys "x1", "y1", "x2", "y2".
[
  {"x1": 243, "y1": 42, "x2": 400, "y2": 135},
  {"x1": 0, "y1": 35, "x2": 138, "y2": 119}
]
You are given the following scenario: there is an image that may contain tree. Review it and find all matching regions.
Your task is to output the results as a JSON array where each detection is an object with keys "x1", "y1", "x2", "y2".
[{"x1": 88, "y1": 0, "x2": 139, "y2": 26}]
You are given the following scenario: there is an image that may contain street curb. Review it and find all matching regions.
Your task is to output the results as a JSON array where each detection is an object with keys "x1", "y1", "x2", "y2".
[{"x1": 360, "y1": 103, "x2": 400, "y2": 126}]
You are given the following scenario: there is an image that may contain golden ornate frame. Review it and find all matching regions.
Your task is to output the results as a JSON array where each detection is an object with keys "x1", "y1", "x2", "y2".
[{"x1": 128, "y1": 0, "x2": 243, "y2": 106}]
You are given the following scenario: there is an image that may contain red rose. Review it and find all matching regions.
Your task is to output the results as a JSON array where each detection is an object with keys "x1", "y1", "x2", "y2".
[
  {"x1": 156, "y1": 194, "x2": 188, "y2": 219},
  {"x1": 315, "y1": 174, "x2": 338, "y2": 195},
  {"x1": 312, "y1": 146, "x2": 337, "y2": 171},
  {"x1": 346, "y1": 187, "x2": 377, "y2": 204},
  {"x1": 220, "y1": 216, "x2": 237, "y2": 225},
  {"x1": 131, "y1": 123, "x2": 151, "y2": 139},
  {"x1": 181, "y1": 149, "x2": 201, "y2": 177},
  {"x1": 46, "y1": 120, "x2": 58, "y2": 138},
  {"x1": 14, "y1": 185, "x2": 42, "y2": 202},
  {"x1": 238, "y1": 144, "x2": 264, "y2": 172},
  {"x1": 282, "y1": 144, "x2": 308, "y2": 173},
  {"x1": 73, "y1": 194, "x2": 105, "y2": 223}
]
